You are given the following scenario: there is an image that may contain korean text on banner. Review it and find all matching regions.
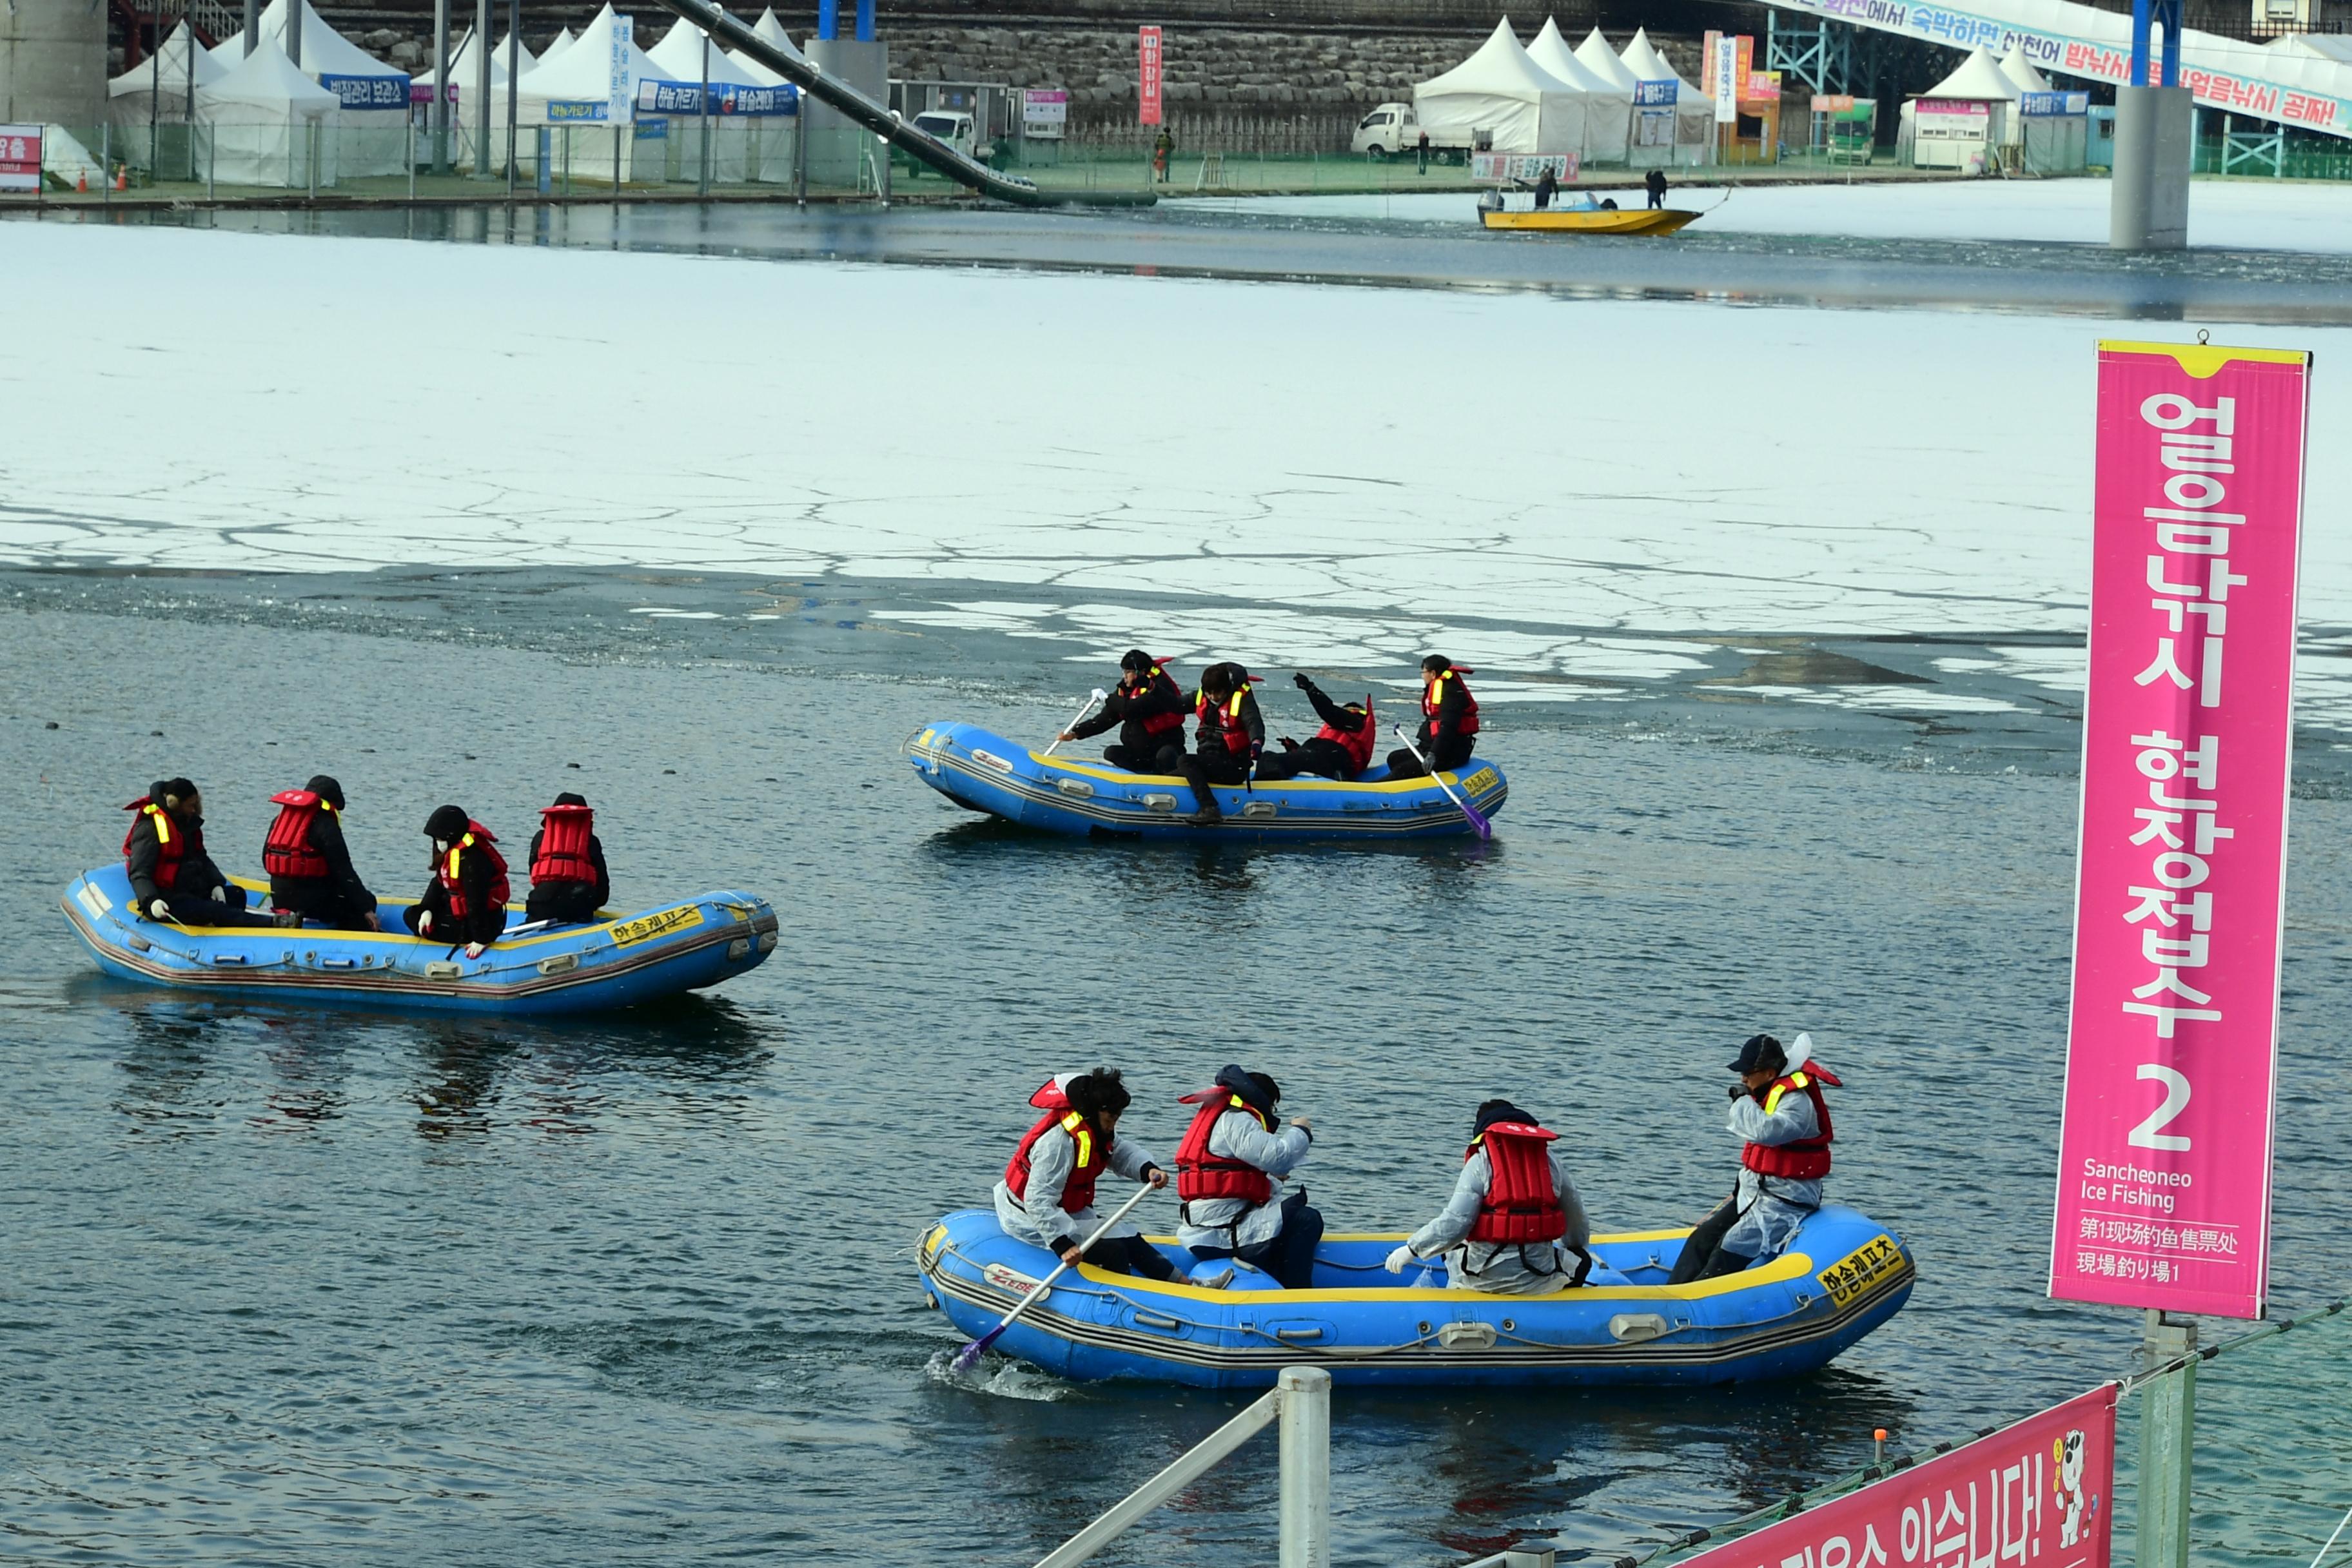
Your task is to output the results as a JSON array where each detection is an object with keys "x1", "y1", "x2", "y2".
[
  {"x1": 0, "y1": 124, "x2": 41, "y2": 192},
  {"x1": 608, "y1": 14, "x2": 634, "y2": 125},
  {"x1": 1712, "y1": 32, "x2": 1739, "y2": 122},
  {"x1": 1674, "y1": 1386, "x2": 2119, "y2": 1568},
  {"x1": 1139, "y1": 26, "x2": 1163, "y2": 126},
  {"x1": 2051, "y1": 341, "x2": 2314, "y2": 1322}
]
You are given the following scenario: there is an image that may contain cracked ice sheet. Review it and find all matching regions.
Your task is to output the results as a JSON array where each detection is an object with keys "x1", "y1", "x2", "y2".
[{"x1": 8, "y1": 220, "x2": 2351, "y2": 641}]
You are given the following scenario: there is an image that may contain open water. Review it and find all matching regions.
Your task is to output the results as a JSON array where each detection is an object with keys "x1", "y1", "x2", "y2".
[{"x1": 5, "y1": 565, "x2": 2351, "y2": 1566}]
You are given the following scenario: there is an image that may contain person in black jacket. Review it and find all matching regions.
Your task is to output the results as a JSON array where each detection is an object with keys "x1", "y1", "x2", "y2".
[
  {"x1": 1175, "y1": 661, "x2": 1265, "y2": 826},
  {"x1": 1061, "y1": 650, "x2": 1190, "y2": 772},
  {"x1": 525, "y1": 792, "x2": 610, "y2": 925},
  {"x1": 123, "y1": 778, "x2": 280, "y2": 927},
  {"x1": 265, "y1": 774, "x2": 378, "y2": 930},
  {"x1": 1645, "y1": 168, "x2": 1669, "y2": 210},
  {"x1": 1387, "y1": 654, "x2": 1482, "y2": 778},
  {"x1": 1253, "y1": 673, "x2": 1377, "y2": 782},
  {"x1": 404, "y1": 805, "x2": 509, "y2": 956}
]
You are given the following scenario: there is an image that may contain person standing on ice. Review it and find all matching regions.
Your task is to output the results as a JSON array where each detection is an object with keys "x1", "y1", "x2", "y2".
[
  {"x1": 997, "y1": 1068, "x2": 1179, "y2": 1281},
  {"x1": 1667, "y1": 1033, "x2": 1840, "y2": 1282},
  {"x1": 1173, "y1": 1065, "x2": 1320, "y2": 1289},
  {"x1": 404, "y1": 805, "x2": 509, "y2": 957},
  {"x1": 1385, "y1": 1099, "x2": 1592, "y2": 1295},
  {"x1": 1387, "y1": 654, "x2": 1480, "y2": 778},
  {"x1": 1252, "y1": 672, "x2": 1376, "y2": 782},
  {"x1": 1175, "y1": 661, "x2": 1266, "y2": 825},
  {"x1": 1061, "y1": 649, "x2": 1190, "y2": 772}
]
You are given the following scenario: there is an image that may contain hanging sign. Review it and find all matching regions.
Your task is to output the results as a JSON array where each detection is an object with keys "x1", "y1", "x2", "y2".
[
  {"x1": 607, "y1": 13, "x2": 634, "y2": 124},
  {"x1": 1023, "y1": 88, "x2": 1068, "y2": 138},
  {"x1": 1139, "y1": 25, "x2": 1163, "y2": 126},
  {"x1": 1469, "y1": 152, "x2": 1578, "y2": 182},
  {"x1": 1712, "y1": 32, "x2": 1739, "y2": 122},
  {"x1": 318, "y1": 72, "x2": 411, "y2": 108},
  {"x1": 1672, "y1": 1386, "x2": 2119, "y2": 1568},
  {"x1": 2051, "y1": 340, "x2": 2314, "y2": 1322},
  {"x1": 1634, "y1": 79, "x2": 1678, "y2": 106},
  {"x1": 0, "y1": 124, "x2": 41, "y2": 192}
]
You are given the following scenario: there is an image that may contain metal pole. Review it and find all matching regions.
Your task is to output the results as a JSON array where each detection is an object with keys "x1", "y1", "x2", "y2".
[
  {"x1": 699, "y1": 30, "x2": 711, "y2": 197},
  {"x1": 504, "y1": 0, "x2": 519, "y2": 197},
  {"x1": 1277, "y1": 1367, "x2": 1331, "y2": 1568},
  {"x1": 2136, "y1": 1311, "x2": 2195, "y2": 1568},
  {"x1": 287, "y1": 0, "x2": 300, "y2": 69},
  {"x1": 473, "y1": 0, "x2": 491, "y2": 179},
  {"x1": 408, "y1": 113, "x2": 416, "y2": 197},
  {"x1": 794, "y1": 99, "x2": 806, "y2": 203},
  {"x1": 431, "y1": 0, "x2": 449, "y2": 173},
  {"x1": 149, "y1": 21, "x2": 161, "y2": 173},
  {"x1": 309, "y1": 117, "x2": 318, "y2": 199},
  {"x1": 613, "y1": 121, "x2": 621, "y2": 191},
  {"x1": 242, "y1": 0, "x2": 258, "y2": 55},
  {"x1": 101, "y1": 121, "x2": 111, "y2": 202},
  {"x1": 183, "y1": 0, "x2": 195, "y2": 180}
]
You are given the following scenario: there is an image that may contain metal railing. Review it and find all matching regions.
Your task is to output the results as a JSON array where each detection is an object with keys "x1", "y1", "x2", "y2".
[{"x1": 1034, "y1": 1365, "x2": 1329, "y2": 1568}]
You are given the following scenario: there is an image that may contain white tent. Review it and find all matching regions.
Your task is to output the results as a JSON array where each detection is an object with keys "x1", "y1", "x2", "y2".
[
  {"x1": 485, "y1": 5, "x2": 671, "y2": 182},
  {"x1": 195, "y1": 36, "x2": 339, "y2": 187},
  {"x1": 752, "y1": 9, "x2": 805, "y2": 61},
  {"x1": 1997, "y1": 49, "x2": 2052, "y2": 93},
  {"x1": 538, "y1": 26, "x2": 578, "y2": 69},
  {"x1": 725, "y1": 25, "x2": 799, "y2": 181},
  {"x1": 426, "y1": 26, "x2": 536, "y2": 88},
  {"x1": 1527, "y1": 18, "x2": 1630, "y2": 163},
  {"x1": 1904, "y1": 46, "x2": 2021, "y2": 165},
  {"x1": 110, "y1": 21, "x2": 230, "y2": 171},
  {"x1": 1573, "y1": 25, "x2": 1640, "y2": 92},
  {"x1": 209, "y1": 0, "x2": 406, "y2": 173},
  {"x1": 1413, "y1": 17, "x2": 1585, "y2": 157},
  {"x1": 647, "y1": 19, "x2": 757, "y2": 182},
  {"x1": 1618, "y1": 27, "x2": 1714, "y2": 166}
]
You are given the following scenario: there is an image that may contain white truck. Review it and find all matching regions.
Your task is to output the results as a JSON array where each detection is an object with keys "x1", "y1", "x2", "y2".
[
  {"x1": 909, "y1": 110, "x2": 980, "y2": 161},
  {"x1": 1351, "y1": 101, "x2": 1486, "y2": 161}
]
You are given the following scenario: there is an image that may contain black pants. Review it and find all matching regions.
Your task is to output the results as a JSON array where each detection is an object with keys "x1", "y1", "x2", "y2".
[
  {"x1": 1253, "y1": 739, "x2": 1357, "y2": 782},
  {"x1": 525, "y1": 881, "x2": 602, "y2": 925},
  {"x1": 272, "y1": 876, "x2": 377, "y2": 930},
  {"x1": 1386, "y1": 734, "x2": 1475, "y2": 778},
  {"x1": 1103, "y1": 741, "x2": 1183, "y2": 774},
  {"x1": 1083, "y1": 1234, "x2": 1179, "y2": 1281},
  {"x1": 404, "y1": 887, "x2": 508, "y2": 947},
  {"x1": 156, "y1": 884, "x2": 275, "y2": 928},
  {"x1": 1666, "y1": 1196, "x2": 1756, "y2": 1284},
  {"x1": 1647, "y1": 189, "x2": 1664, "y2": 210},
  {"x1": 1174, "y1": 747, "x2": 1250, "y2": 812},
  {"x1": 1192, "y1": 1195, "x2": 1326, "y2": 1290}
]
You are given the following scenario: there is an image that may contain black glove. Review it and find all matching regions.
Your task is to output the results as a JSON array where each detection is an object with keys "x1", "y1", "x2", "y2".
[
  {"x1": 1279, "y1": 736, "x2": 1300, "y2": 750},
  {"x1": 1728, "y1": 1083, "x2": 1746, "y2": 1101},
  {"x1": 1292, "y1": 672, "x2": 1313, "y2": 690}
]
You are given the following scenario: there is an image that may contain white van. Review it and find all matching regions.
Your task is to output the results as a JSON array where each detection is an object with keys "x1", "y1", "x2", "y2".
[
  {"x1": 911, "y1": 110, "x2": 978, "y2": 161},
  {"x1": 1351, "y1": 102, "x2": 1424, "y2": 157}
]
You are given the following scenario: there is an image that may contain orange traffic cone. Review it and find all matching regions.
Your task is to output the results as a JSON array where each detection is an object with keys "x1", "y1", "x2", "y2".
[
  {"x1": 76, "y1": 170, "x2": 86, "y2": 191},
  {"x1": 113, "y1": 163, "x2": 126, "y2": 191}
]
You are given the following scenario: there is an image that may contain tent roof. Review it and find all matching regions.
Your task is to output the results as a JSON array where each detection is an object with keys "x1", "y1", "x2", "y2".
[
  {"x1": 1574, "y1": 25, "x2": 1641, "y2": 90},
  {"x1": 2268, "y1": 32, "x2": 2352, "y2": 63},
  {"x1": 502, "y1": 5, "x2": 667, "y2": 101},
  {"x1": 199, "y1": 34, "x2": 340, "y2": 112},
  {"x1": 423, "y1": 26, "x2": 535, "y2": 86},
  {"x1": 752, "y1": 8, "x2": 805, "y2": 59},
  {"x1": 725, "y1": 46, "x2": 789, "y2": 84},
  {"x1": 110, "y1": 20, "x2": 228, "y2": 95},
  {"x1": 1997, "y1": 49, "x2": 2051, "y2": 92},
  {"x1": 1527, "y1": 18, "x2": 1620, "y2": 95},
  {"x1": 1618, "y1": 26, "x2": 1707, "y2": 104},
  {"x1": 538, "y1": 26, "x2": 578, "y2": 68},
  {"x1": 1919, "y1": 46, "x2": 2022, "y2": 100},
  {"x1": 210, "y1": 0, "x2": 404, "y2": 81},
  {"x1": 649, "y1": 18, "x2": 758, "y2": 83},
  {"x1": 1418, "y1": 17, "x2": 1579, "y2": 104}
]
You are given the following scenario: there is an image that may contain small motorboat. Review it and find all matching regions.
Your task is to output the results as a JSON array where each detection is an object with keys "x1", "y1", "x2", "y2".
[
  {"x1": 60, "y1": 865, "x2": 778, "y2": 1015},
  {"x1": 1480, "y1": 204, "x2": 1700, "y2": 234},
  {"x1": 905, "y1": 721, "x2": 1506, "y2": 842},
  {"x1": 919, "y1": 1204, "x2": 1914, "y2": 1387}
]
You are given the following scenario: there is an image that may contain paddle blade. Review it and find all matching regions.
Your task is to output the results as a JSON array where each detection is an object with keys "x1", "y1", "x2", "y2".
[
  {"x1": 1460, "y1": 796, "x2": 1493, "y2": 840},
  {"x1": 952, "y1": 1326, "x2": 1005, "y2": 1373}
]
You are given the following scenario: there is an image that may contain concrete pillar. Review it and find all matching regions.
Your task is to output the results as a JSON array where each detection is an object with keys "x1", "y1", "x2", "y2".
[
  {"x1": 2110, "y1": 84, "x2": 2192, "y2": 251},
  {"x1": 2135, "y1": 1312, "x2": 2196, "y2": 1568},
  {"x1": 0, "y1": 0, "x2": 105, "y2": 128},
  {"x1": 803, "y1": 35, "x2": 887, "y2": 187}
]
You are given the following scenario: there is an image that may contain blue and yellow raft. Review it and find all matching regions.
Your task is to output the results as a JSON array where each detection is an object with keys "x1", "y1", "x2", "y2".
[
  {"x1": 919, "y1": 1204, "x2": 1914, "y2": 1388},
  {"x1": 60, "y1": 863, "x2": 778, "y2": 1015},
  {"x1": 905, "y1": 721, "x2": 1507, "y2": 842}
]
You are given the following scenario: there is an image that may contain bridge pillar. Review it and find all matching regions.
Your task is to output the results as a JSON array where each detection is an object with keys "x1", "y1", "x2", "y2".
[
  {"x1": 2111, "y1": 85, "x2": 2192, "y2": 250},
  {"x1": 0, "y1": 0, "x2": 104, "y2": 128},
  {"x1": 803, "y1": 35, "x2": 888, "y2": 187}
]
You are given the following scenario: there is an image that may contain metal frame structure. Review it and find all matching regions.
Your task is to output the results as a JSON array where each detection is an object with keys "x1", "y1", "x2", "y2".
[{"x1": 2130, "y1": 0, "x2": 2185, "y2": 85}]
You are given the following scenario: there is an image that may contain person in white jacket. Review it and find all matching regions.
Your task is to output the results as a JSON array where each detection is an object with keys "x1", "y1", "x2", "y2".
[
  {"x1": 1385, "y1": 1099, "x2": 1592, "y2": 1295},
  {"x1": 1668, "y1": 1032, "x2": 1841, "y2": 1283},
  {"x1": 1171, "y1": 1065, "x2": 1320, "y2": 1289},
  {"x1": 995, "y1": 1068, "x2": 1176, "y2": 1280}
]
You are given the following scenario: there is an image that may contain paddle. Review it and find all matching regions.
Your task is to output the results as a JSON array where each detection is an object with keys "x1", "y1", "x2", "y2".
[
  {"x1": 1391, "y1": 724, "x2": 1491, "y2": 840},
  {"x1": 1042, "y1": 689, "x2": 1108, "y2": 757},
  {"x1": 952, "y1": 1181, "x2": 1157, "y2": 1373}
]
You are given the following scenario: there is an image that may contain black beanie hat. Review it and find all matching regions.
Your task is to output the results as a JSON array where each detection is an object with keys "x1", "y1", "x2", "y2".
[
  {"x1": 425, "y1": 804, "x2": 469, "y2": 840},
  {"x1": 306, "y1": 774, "x2": 346, "y2": 810},
  {"x1": 552, "y1": 792, "x2": 588, "y2": 808},
  {"x1": 1121, "y1": 649, "x2": 1154, "y2": 673},
  {"x1": 1474, "y1": 1099, "x2": 1538, "y2": 1135}
]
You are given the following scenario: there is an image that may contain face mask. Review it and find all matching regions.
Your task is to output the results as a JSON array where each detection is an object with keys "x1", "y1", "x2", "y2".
[{"x1": 433, "y1": 839, "x2": 450, "y2": 854}]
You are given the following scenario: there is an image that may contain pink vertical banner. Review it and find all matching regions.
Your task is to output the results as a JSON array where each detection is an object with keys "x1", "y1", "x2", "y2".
[
  {"x1": 2051, "y1": 340, "x2": 2313, "y2": 1320},
  {"x1": 1139, "y1": 25, "x2": 1163, "y2": 126},
  {"x1": 1672, "y1": 1385, "x2": 2119, "y2": 1568}
]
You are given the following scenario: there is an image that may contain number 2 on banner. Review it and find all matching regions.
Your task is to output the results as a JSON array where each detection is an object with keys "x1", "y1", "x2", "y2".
[{"x1": 2128, "y1": 1064, "x2": 2192, "y2": 1151}]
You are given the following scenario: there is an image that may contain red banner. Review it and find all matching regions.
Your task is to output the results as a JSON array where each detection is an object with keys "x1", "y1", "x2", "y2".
[
  {"x1": 1139, "y1": 25, "x2": 1163, "y2": 126},
  {"x1": 0, "y1": 123, "x2": 42, "y2": 193},
  {"x1": 1676, "y1": 1386, "x2": 2119, "y2": 1568},
  {"x1": 2052, "y1": 342, "x2": 2313, "y2": 1320}
]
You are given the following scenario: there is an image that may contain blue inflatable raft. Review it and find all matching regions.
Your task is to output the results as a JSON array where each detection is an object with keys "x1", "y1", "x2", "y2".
[
  {"x1": 61, "y1": 864, "x2": 778, "y2": 1016},
  {"x1": 905, "y1": 721, "x2": 1508, "y2": 842},
  {"x1": 919, "y1": 1205, "x2": 1914, "y2": 1387}
]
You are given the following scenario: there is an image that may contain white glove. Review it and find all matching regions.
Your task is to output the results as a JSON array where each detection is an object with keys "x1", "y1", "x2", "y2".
[
  {"x1": 148, "y1": 898, "x2": 170, "y2": 919},
  {"x1": 416, "y1": 911, "x2": 433, "y2": 934},
  {"x1": 464, "y1": 942, "x2": 485, "y2": 959},
  {"x1": 211, "y1": 887, "x2": 226, "y2": 903},
  {"x1": 1385, "y1": 1244, "x2": 1416, "y2": 1275}
]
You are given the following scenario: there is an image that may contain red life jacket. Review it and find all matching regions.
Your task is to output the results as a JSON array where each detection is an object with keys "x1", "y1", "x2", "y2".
[
  {"x1": 1424, "y1": 669, "x2": 1480, "y2": 738},
  {"x1": 436, "y1": 822, "x2": 511, "y2": 918},
  {"x1": 1466, "y1": 1121, "x2": 1566, "y2": 1244},
  {"x1": 1195, "y1": 685, "x2": 1257, "y2": 756},
  {"x1": 1311, "y1": 696, "x2": 1378, "y2": 774},
  {"x1": 263, "y1": 790, "x2": 332, "y2": 879},
  {"x1": 1741, "y1": 1066, "x2": 1839, "y2": 1181},
  {"x1": 532, "y1": 803, "x2": 597, "y2": 886},
  {"x1": 1004, "y1": 1078, "x2": 1110, "y2": 1213},
  {"x1": 122, "y1": 798, "x2": 191, "y2": 891},
  {"x1": 1174, "y1": 1090, "x2": 1276, "y2": 1208},
  {"x1": 1131, "y1": 663, "x2": 1186, "y2": 738}
]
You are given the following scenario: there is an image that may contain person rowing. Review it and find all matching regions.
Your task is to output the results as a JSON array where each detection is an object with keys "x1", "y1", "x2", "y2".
[{"x1": 1061, "y1": 650, "x2": 1189, "y2": 772}]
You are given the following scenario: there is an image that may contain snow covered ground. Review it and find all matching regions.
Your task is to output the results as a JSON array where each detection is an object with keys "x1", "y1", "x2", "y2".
[
  {"x1": 1191, "y1": 178, "x2": 2352, "y2": 253},
  {"x1": 4, "y1": 215, "x2": 2346, "y2": 723}
]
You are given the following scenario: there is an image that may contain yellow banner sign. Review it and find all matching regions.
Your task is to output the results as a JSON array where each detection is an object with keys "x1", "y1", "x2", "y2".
[
  {"x1": 611, "y1": 905, "x2": 704, "y2": 948},
  {"x1": 1458, "y1": 767, "x2": 1500, "y2": 796},
  {"x1": 1818, "y1": 1234, "x2": 1905, "y2": 1308}
]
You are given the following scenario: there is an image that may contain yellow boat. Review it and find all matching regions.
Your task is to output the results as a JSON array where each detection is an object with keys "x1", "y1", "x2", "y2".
[{"x1": 1479, "y1": 206, "x2": 1700, "y2": 235}]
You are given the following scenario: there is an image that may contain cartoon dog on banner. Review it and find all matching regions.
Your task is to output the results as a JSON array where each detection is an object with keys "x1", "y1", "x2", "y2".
[{"x1": 2056, "y1": 1428, "x2": 2089, "y2": 1547}]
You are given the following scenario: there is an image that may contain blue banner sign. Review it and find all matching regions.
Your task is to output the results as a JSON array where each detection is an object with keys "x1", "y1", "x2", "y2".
[
  {"x1": 634, "y1": 79, "x2": 799, "y2": 115},
  {"x1": 1633, "y1": 78, "x2": 1678, "y2": 106},
  {"x1": 2021, "y1": 89, "x2": 2090, "y2": 115},
  {"x1": 545, "y1": 99, "x2": 611, "y2": 121},
  {"x1": 318, "y1": 72, "x2": 412, "y2": 108},
  {"x1": 634, "y1": 118, "x2": 669, "y2": 139}
]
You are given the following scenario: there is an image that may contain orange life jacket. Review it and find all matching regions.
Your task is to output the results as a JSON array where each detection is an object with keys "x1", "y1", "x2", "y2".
[
  {"x1": 1173, "y1": 1090, "x2": 1276, "y2": 1208},
  {"x1": 263, "y1": 790, "x2": 332, "y2": 879},
  {"x1": 1129, "y1": 663, "x2": 1187, "y2": 738},
  {"x1": 1424, "y1": 669, "x2": 1480, "y2": 738},
  {"x1": 1311, "y1": 696, "x2": 1378, "y2": 774},
  {"x1": 1466, "y1": 1121, "x2": 1566, "y2": 1244},
  {"x1": 531, "y1": 803, "x2": 596, "y2": 886},
  {"x1": 436, "y1": 822, "x2": 511, "y2": 918},
  {"x1": 1741, "y1": 1066, "x2": 1839, "y2": 1181},
  {"x1": 122, "y1": 798, "x2": 191, "y2": 890},
  {"x1": 1195, "y1": 685, "x2": 1257, "y2": 756},
  {"x1": 1004, "y1": 1078, "x2": 1109, "y2": 1214}
]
